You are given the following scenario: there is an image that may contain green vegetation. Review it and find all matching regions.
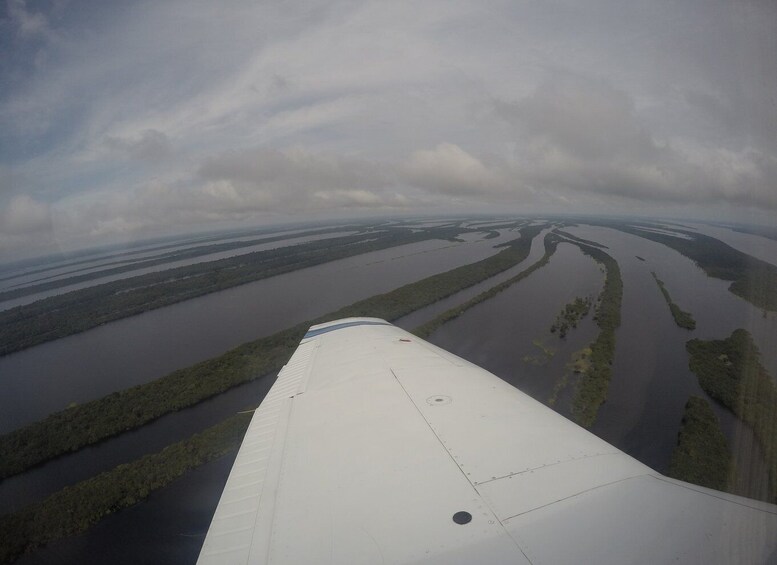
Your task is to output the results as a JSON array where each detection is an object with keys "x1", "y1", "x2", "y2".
[
  {"x1": 0, "y1": 412, "x2": 252, "y2": 564},
  {"x1": 686, "y1": 329, "x2": 777, "y2": 501},
  {"x1": 0, "y1": 226, "x2": 473, "y2": 357},
  {"x1": 0, "y1": 224, "x2": 545, "y2": 480},
  {"x1": 550, "y1": 296, "x2": 592, "y2": 338},
  {"x1": 668, "y1": 396, "x2": 733, "y2": 491},
  {"x1": 651, "y1": 272, "x2": 696, "y2": 329},
  {"x1": 548, "y1": 346, "x2": 593, "y2": 407},
  {"x1": 570, "y1": 245, "x2": 623, "y2": 428},
  {"x1": 522, "y1": 338, "x2": 556, "y2": 366},
  {"x1": 0, "y1": 226, "x2": 360, "y2": 302},
  {"x1": 414, "y1": 233, "x2": 562, "y2": 338},
  {"x1": 0, "y1": 223, "x2": 547, "y2": 561},
  {"x1": 554, "y1": 229, "x2": 609, "y2": 249},
  {"x1": 618, "y1": 225, "x2": 777, "y2": 311}
]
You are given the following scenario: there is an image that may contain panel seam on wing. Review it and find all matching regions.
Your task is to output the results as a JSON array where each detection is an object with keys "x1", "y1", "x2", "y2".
[
  {"x1": 500, "y1": 475, "x2": 645, "y2": 522},
  {"x1": 389, "y1": 367, "x2": 536, "y2": 564},
  {"x1": 473, "y1": 450, "x2": 625, "y2": 486}
]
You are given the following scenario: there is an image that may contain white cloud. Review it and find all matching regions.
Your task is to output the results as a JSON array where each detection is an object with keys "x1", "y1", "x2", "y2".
[
  {"x1": 403, "y1": 143, "x2": 509, "y2": 195},
  {"x1": 1, "y1": 0, "x2": 776, "y2": 259}
]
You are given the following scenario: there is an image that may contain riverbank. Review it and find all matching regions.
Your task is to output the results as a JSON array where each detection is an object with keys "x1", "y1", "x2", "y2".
[{"x1": 0, "y1": 224, "x2": 543, "y2": 479}]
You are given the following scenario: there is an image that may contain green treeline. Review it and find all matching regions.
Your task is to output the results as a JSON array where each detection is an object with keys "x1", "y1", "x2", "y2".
[
  {"x1": 570, "y1": 245, "x2": 623, "y2": 428},
  {"x1": 0, "y1": 224, "x2": 549, "y2": 562},
  {"x1": 618, "y1": 225, "x2": 777, "y2": 311},
  {"x1": 0, "y1": 226, "x2": 362, "y2": 302},
  {"x1": 0, "y1": 412, "x2": 252, "y2": 564},
  {"x1": 550, "y1": 296, "x2": 592, "y2": 338},
  {"x1": 668, "y1": 396, "x2": 733, "y2": 491},
  {"x1": 686, "y1": 329, "x2": 777, "y2": 501},
  {"x1": 553, "y1": 229, "x2": 609, "y2": 249},
  {"x1": 0, "y1": 226, "x2": 469, "y2": 357},
  {"x1": 414, "y1": 233, "x2": 560, "y2": 338},
  {"x1": 651, "y1": 272, "x2": 696, "y2": 329},
  {"x1": 0, "y1": 224, "x2": 544, "y2": 480}
]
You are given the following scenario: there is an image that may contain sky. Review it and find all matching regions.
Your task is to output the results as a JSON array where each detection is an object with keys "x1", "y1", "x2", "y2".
[{"x1": 1, "y1": 0, "x2": 776, "y2": 261}]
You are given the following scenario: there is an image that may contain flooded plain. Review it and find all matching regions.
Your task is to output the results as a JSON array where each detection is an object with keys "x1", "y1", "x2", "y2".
[
  {"x1": 5, "y1": 219, "x2": 777, "y2": 564},
  {"x1": 0, "y1": 229, "x2": 518, "y2": 432}
]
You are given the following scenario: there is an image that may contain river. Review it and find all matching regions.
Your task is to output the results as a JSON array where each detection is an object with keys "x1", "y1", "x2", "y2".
[
  {"x1": 566, "y1": 225, "x2": 774, "y2": 500},
  {"x1": 0, "y1": 228, "x2": 519, "y2": 433},
  {"x1": 8, "y1": 220, "x2": 777, "y2": 563}
]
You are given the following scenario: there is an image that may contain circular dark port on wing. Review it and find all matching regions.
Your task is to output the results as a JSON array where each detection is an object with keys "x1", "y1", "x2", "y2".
[{"x1": 452, "y1": 511, "x2": 472, "y2": 525}]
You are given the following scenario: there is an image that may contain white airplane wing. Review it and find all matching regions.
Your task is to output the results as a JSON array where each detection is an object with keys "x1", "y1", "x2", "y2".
[{"x1": 198, "y1": 317, "x2": 777, "y2": 564}]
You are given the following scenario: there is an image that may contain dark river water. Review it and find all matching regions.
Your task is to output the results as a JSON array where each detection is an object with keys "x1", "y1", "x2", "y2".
[
  {"x1": 567, "y1": 225, "x2": 775, "y2": 500},
  {"x1": 7, "y1": 222, "x2": 777, "y2": 564},
  {"x1": 0, "y1": 230, "x2": 359, "y2": 310},
  {"x1": 0, "y1": 229, "x2": 517, "y2": 433},
  {"x1": 427, "y1": 241, "x2": 604, "y2": 408}
]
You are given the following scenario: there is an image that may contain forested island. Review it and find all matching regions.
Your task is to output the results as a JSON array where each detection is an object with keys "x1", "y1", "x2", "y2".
[
  {"x1": 651, "y1": 272, "x2": 696, "y2": 329},
  {"x1": 0, "y1": 413, "x2": 252, "y2": 563},
  {"x1": 616, "y1": 225, "x2": 777, "y2": 311},
  {"x1": 0, "y1": 224, "x2": 544, "y2": 480},
  {"x1": 568, "y1": 245, "x2": 623, "y2": 428},
  {"x1": 686, "y1": 329, "x2": 777, "y2": 501},
  {"x1": 550, "y1": 296, "x2": 592, "y2": 338},
  {"x1": 0, "y1": 223, "x2": 557, "y2": 561},
  {"x1": 0, "y1": 224, "x2": 490, "y2": 356},
  {"x1": 668, "y1": 396, "x2": 732, "y2": 491},
  {"x1": 0, "y1": 225, "x2": 361, "y2": 302},
  {"x1": 2, "y1": 217, "x2": 775, "y2": 563}
]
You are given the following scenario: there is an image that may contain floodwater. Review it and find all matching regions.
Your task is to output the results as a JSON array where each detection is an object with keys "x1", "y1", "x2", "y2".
[
  {"x1": 682, "y1": 222, "x2": 777, "y2": 267},
  {"x1": 1, "y1": 228, "x2": 532, "y2": 512},
  {"x1": 566, "y1": 225, "x2": 775, "y2": 499},
  {"x1": 0, "y1": 229, "x2": 518, "y2": 433},
  {"x1": 0, "y1": 374, "x2": 275, "y2": 512},
  {"x1": 7, "y1": 221, "x2": 777, "y2": 564},
  {"x1": 14, "y1": 453, "x2": 237, "y2": 565},
  {"x1": 394, "y1": 228, "x2": 549, "y2": 330},
  {"x1": 0, "y1": 230, "x2": 359, "y2": 310},
  {"x1": 426, "y1": 241, "x2": 604, "y2": 415}
]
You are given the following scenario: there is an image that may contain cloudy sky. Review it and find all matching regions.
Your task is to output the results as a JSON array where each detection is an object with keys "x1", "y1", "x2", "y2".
[{"x1": 1, "y1": 0, "x2": 775, "y2": 260}]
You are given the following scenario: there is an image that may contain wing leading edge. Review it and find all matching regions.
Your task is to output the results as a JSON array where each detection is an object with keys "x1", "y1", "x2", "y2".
[{"x1": 198, "y1": 317, "x2": 777, "y2": 564}]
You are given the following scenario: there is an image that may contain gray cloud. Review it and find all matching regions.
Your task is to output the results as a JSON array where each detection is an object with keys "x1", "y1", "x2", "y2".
[
  {"x1": 197, "y1": 146, "x2": 401, "y2": 213},
  {"x1": 7, "y1": 0, "x2": 52, "y2": 40},
  {"x1": 104, "y1": 129, "x2": 173, "y2": 163},
  {"x1": 0, "y1": 0, "x2": 775, "y2": 259},
  {"x1": 492, "y1": 72, "x2": 777, "y2": 209}
]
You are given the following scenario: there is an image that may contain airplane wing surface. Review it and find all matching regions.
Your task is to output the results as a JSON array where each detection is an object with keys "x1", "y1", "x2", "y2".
[{"x1": 198, "y1": 317, "x2": 777, "y2": 564}]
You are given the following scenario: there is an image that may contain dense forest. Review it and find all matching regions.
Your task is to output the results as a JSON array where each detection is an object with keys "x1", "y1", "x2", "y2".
[
  {"x1": 569, "y1": 244, "x2": 623, "y2": 428},
  {"x1": 0, "y1": 225, "x2": 477, "y2": 356},
  {"x1": 687, "y1": 329, "x2": 777, "y2": 501},
  {"x1": 668, "y1": 396, "x2": 732, "y2": 491},
  {"x1": 616, "y1": 225, "x2": 777, "y2": 311}
]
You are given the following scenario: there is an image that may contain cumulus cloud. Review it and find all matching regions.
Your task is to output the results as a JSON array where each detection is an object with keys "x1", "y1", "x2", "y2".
[
  {"x1": 494, "y1": 72, "x2": 777, "y2": 209},
  {"x1": 402, "y1": 143, "x2": 509, "y2": 195},
  {"x1": 196, "y1": 146, "x2": 402, "y2": 214}
]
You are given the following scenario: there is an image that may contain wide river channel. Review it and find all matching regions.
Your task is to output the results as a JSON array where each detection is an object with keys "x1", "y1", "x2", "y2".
[{"x1": 9, "y1": 222, "x2": 777, "y2": 564}]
